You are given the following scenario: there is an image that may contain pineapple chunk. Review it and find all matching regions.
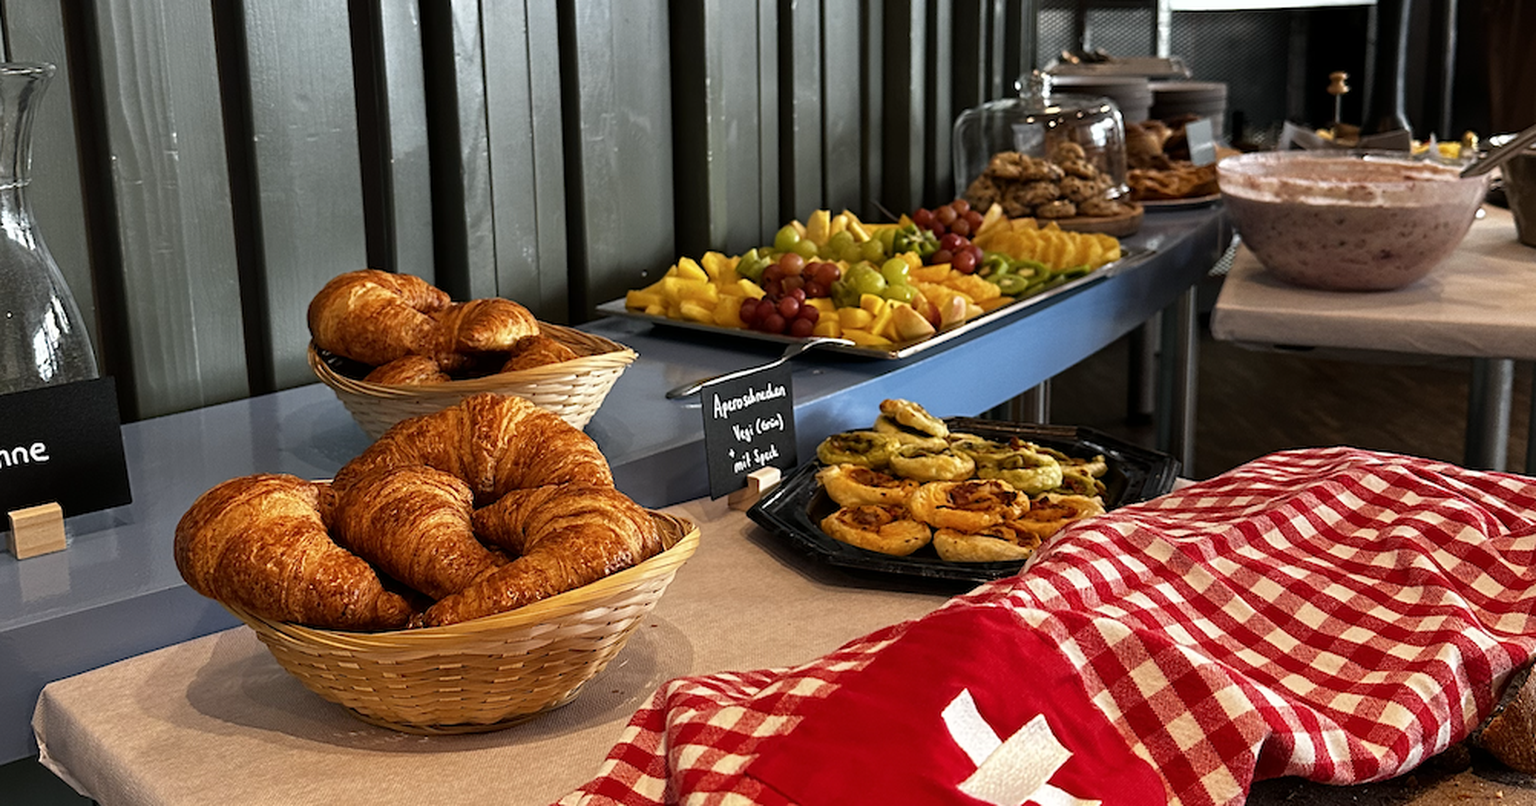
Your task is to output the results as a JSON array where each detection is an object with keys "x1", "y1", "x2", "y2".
[
  {"x1": 838, "y1": 307, "x2": 874, "y2": 329},
  {"x1": 841, "y1": 328, "x2": 894, "y2": 349},
  {"x1": 626, "y1": 289, "x2": 664, "y2": 310},
  {"x1": 679, "y1": 300, "x2": 715, "y2": 323},
  {"x1": 812, "y1": 318, "x2": 843, "y2": 338},
  {"x1": 674, "y1": 258, "x2": 708, "y2": 282}
]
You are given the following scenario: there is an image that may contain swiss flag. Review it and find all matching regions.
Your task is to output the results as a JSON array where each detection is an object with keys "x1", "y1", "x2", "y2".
[{"x1": 747, "y1": 606, "x2": 1167, "y2": 805}]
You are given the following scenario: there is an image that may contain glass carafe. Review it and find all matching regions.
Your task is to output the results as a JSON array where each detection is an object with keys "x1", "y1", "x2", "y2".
[{"x1": 0, "y1": 61, "x2": 98, "y2": 394}]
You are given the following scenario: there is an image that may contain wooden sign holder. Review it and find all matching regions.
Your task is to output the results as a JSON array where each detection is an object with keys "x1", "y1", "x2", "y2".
[
  {"x1": 7, "y1": 502, "x2": 67, "y2": 559},
  {"x1": 728, "y1": 466, "x2": 781, "y2": 511}
]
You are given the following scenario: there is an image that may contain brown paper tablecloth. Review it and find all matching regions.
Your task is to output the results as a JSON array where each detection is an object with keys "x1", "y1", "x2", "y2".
[{"x1": 31, "y1": 497, "x2": 951, "y2": 806}]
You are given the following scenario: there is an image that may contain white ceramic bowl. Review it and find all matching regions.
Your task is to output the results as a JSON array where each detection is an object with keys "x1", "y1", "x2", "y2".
[{"x1": 1217, "y1": 151, "x2": 1489, "y2": 291}]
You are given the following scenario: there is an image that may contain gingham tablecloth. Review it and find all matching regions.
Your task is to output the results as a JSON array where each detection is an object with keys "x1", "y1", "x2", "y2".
[{"x1": 560, "y1": 447, "x2": 1536, "y2": 805}]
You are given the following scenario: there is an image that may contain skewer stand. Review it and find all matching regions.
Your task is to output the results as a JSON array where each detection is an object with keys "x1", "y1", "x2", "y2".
[
  {"x1": 7, "y1": 502, "x2": 67, "y2": 559},
  {"x1": 728, "y1": 467, "x2": 781, "y2": 511}
]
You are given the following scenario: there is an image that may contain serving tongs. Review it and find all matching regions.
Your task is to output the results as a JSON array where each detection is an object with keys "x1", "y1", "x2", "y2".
[
  {"x1": 665, "y1": 337, "x2": 852, "y2": 399},
  {"x1": 1462, "y1": 122, "x2": 1536, "y2": 179}
]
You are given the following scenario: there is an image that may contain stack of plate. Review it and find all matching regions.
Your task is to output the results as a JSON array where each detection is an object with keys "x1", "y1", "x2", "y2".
[
  {"x1": 1047, "y1": 75, "x2": 1152, "y2": 124},
  {"x1": 1150, "y1": 81, "x2": 1228, "y2": 139}
]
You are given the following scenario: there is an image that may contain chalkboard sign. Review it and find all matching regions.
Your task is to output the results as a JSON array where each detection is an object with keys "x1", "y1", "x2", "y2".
[
  {"x1": 0, "y1": 377, "x2": 132, "y2": 520},
  {"x1": 700, "y1": 363, "x2": 798, "y2": 499}
]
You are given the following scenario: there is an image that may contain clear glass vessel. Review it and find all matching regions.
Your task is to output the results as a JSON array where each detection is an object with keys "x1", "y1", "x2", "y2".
[
  {"x1": 0, "y1": 61, "x2": 98, "y2": 394},
  {"x1": 953, "y1": 71, "x2": 1131, "y2": 220}
]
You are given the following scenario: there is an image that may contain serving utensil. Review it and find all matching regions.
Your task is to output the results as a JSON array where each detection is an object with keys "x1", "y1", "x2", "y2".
[
  {"x1": 665, "y1": 337, "x2": 852, "y2": 399},
  {"x1": 1462, "y1": 122, "x2": 1536, "y2": 179}
]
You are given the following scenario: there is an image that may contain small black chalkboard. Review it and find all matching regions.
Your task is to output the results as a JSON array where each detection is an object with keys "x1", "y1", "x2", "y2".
[
  {"x1": 700, "y1": 363, "x2": 798, "y2": 499},
  {"x1": 0, "y1": 377, "x2": 132, "y2": 519}
]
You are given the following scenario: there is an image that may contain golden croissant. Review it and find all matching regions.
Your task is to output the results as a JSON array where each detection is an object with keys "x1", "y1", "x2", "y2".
[
  {"x1": 307, "y1": 269, "x2": 450, "y2": 366},
  {"x1": 421, "y1": 484, "x2": 663, "y2": 626},
  {"x1": 173, "y1": 474, "x2": 415, "y2": 630}
]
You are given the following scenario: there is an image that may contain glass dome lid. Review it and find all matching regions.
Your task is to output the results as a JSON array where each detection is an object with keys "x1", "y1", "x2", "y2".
[{"x1": 953, "y1": 71, "x2": 1133, "y2": 222}]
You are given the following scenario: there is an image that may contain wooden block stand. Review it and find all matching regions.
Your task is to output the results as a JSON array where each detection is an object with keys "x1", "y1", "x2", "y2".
[
  {"x1": 728, "y1": 466, "x2": 782, "y2": 511},
  {"x1": 7, "y1": 502, "x2": 67, "y2": 559}
]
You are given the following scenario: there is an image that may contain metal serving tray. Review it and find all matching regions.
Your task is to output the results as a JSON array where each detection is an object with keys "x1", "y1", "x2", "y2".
[{"x1": 595, "y1": 248, "x2": 1153, "y2": 360}]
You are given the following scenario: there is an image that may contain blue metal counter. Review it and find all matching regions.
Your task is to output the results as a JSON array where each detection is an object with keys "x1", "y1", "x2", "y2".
[{"x1": 0, "y1": 205, "x2": 1229, "y2": 762}]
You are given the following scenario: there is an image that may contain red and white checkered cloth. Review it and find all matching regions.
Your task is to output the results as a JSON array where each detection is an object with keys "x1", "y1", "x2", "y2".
[{"x1": 560, "y1": 447, "x2": 1536, "y2": 805}]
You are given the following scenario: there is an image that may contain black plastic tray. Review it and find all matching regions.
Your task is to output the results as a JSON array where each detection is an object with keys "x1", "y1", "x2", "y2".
[{"x1": 746, "y1": 419, "x2": 1181, "y2": 587}]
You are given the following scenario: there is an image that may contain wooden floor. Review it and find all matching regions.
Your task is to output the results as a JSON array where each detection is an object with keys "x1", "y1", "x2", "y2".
[{"x1": 1052, "y1": 309, "x2": 1533, "y2": 482}]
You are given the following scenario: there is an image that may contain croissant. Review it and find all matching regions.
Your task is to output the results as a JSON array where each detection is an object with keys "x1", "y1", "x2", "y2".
[
  {"x1": 364, "y1": 354, "x2": 450, "y2": 385},
  {"x1": 332, "y1": 465, "x2": 506, "y2": 599},
  {"x1": 501, "y1": 334, "x2": 580, "y2": 372},
  {"x1": 173, "y1": 474, "x2": 415, "y2": 630},
  {"x1": 421, "y1": 484, "x2": 663, "y2": 626},
  {"x1": 433, "y1": 298, "x2": 540, "y2": 357},
  {"x1": 308, "y1": 269, "x2": 451, "y2": 366},
  {"x1": 332, "y1": 393, "x2": 614, "y2": 506}
]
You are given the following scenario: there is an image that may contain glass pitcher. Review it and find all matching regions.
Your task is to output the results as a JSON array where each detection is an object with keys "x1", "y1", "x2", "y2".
[{"x1": 0, "y1": 61, "x2": 98, "y2": 394}]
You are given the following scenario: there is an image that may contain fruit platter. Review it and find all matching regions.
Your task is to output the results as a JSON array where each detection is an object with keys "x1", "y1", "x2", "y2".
[{"x1": 599, "y1": 200, "x2": 1151, "y2": 360}]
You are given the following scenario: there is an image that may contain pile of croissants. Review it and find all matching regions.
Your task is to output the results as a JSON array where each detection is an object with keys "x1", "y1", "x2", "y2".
[
  {"x1": 308, "y1": 269, "x2": 581, "y2": 384},
  {"x1": 173, "y1": 393, "x2": 664, "y2": 631}
]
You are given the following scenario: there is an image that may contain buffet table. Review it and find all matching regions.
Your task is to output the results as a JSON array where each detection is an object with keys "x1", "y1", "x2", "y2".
[
  {"x1": 0, "y1": 205, "x2": 1229, "y2": 766},
  {"x1": 1210, "y1": 205, "x2": 1536, "y2": 474},
  {"x1": 31, "y1": 497, "x2": 953, "y2": 805}
]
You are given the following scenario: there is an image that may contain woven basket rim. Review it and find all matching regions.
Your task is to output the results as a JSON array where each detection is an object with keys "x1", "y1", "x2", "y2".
[
  {"x1": 308, "y1": 322, "x2": 638, "y2": 399},
  {"x1": 226, "y1": 510, "x2": 699, "y2": 647}
]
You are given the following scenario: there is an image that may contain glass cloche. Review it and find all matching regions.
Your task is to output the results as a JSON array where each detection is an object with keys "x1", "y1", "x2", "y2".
[{"x1": 953, "y1": 71, "x2": 1134, "y2": 223}]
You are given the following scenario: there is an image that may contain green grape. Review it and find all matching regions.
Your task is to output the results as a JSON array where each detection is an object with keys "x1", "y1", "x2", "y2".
[
  {"x1": 847, "y1": 264, "x2": 887, "y2": 296},
  {"x1": 859, "y1": 239, "x2": 886, "y2": 262},
  {"x1": 791, "y1": 239, "x2": 819, "y2": 260},
  {"x1": 737, "y1": 248, "x2": 767, "y2": 282},
  {"x1": 827, "y1": 231, "x2": 855, "y2": 257},
  {"x1": 773, "y1": 225, "x2": 801, "y2": 252},
  {"x1": 829, "y1": 278, "x2": 860, "y2": 309},
  {"x1": 879, "y1": 258, "x2": 910, "y2": 285},
  {"x1": 881, "y1": 282, "x2": 916, "y2": 303}
]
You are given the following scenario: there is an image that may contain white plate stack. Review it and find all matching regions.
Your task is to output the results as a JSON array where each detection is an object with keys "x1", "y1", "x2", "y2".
[
  {"x1": 1150, "y1": 81, "x2": 1228, "y2": 140},
  {"x1": 1047, "y1": 75, "x2": 1152, "y2": 124}
]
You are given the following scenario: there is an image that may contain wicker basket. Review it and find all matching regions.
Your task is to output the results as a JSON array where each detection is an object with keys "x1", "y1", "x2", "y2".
[
  {"x1": 226, "y1": 511, "x2": 699, "y2": 734},
  {"x1": 309, "y1": 323, "x2": 637, "y2": 439}
]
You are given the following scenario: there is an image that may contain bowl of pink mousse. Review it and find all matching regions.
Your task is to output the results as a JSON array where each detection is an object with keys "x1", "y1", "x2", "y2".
[{"x1": 1217, "y1": 151, "x2": 1490, "y2": 291}]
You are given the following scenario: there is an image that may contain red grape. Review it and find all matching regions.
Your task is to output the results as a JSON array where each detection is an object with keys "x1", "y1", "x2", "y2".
[
  {"x1": 940, "y1": 233, "x2": 967, "y2": 253},
  {"x1": 814, "y1": 262, "x2": 841, "y2": 285},
  {"x1": 777, "y1": 296, "x2": 801, "y2": 319},
  {"x1": 761, "y1": 312, "x2": 786, "y2": 333},
  {"x1": 803, "y1": 280, "x2": 827, "y2": 298},
  {"x1": 951, "y1": 199, "x2": 970, "y2": 214},
  {"x1": 797, "y1": 305, "x2": 819, "y2": 324},
  {"x1": 931, "y1": 248, "x2": 953, "y2": 265},
  {"x1": 739, "y1": 298, "x2": 759, "y2": 321},
  {"x1": 778, "y1": 253, "x2": 805, "y2": 277},
  {"x1": 952, "y1": 250, "x2": 977, "y2": 274},
  {"x1": 949, "y1": 218, "x2": 972, "y2": 237},
  {"x1": 763, "y1": 278, "x2": 783, "y2": 297},
  {"x1": 763, "y1": 263, "x2": 785, "y2": 283},
  {"x1": 965, "y1": 210, "x2": 984, "y2": 230},
  {"x1": 935, "y1": 205, "x2": 958, "y2": 226},
  {"x1": 912, "y1": 208, "x2": 935, "y2": 229},
  {"x1": 782, "y1": 275, "x2": 804, "y2": 293},
  {"x1": 788, "y1": 317, "x2": 815, "y2": 338},
  {"x1": 787, "y1": 287, "x2": 807, "y2": 303}
]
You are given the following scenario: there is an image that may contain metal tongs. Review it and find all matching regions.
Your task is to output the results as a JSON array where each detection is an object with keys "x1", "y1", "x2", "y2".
[
  {"x1": 665, "y1": 337, "x2": 852, "y2": 400},
  {"x1": 1462, "y1": 122, "x2": 1536, "y2": 179}
]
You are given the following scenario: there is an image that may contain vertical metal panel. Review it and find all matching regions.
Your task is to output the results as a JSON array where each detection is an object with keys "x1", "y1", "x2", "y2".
[
  {"x1": 2, "y1": 1, "x2": 98, "y2": 360},
  {"x1": 240, "y1": 0, "x2": 368, "y2": 390},
  {"x1": 821, "y1": 0, "x2": 863, "y2": 214},
  {"x1": 563, "y1": 0, "x2": 675, "y2": 317},
  {"x1": 92, "y1": 1, "x2": 248, "y2": 418},
  {"x1": 782, "y1": 0, "x2": 824, "y2": 219},
  {"x1": 483, "y1": 1, "x2": 568, "y2": 319},
  {"x1": 422, "y1": 0, "x2": 493, "y2": 302},
  {"x1": 672, "y1": 1, "x2": 778, "y2": 259},
  {"x1": 928, "y1": 0, "x2": 956, "y2": 200},
  {"x1": 488, "y1": 0, "x2": 568, "y2": 320},
  {"x1": 373, "y1": 0, "x2": 435, "y2": 282},
  {"x1": 756, "y1": 0, "x2": 782, "y2": 240},
  {"x1": 880, "y1": 0, "x2": 927, "y2": 213},
  {"x1": 861, "y1": 0, "x2": 885, "y2": 214}
]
